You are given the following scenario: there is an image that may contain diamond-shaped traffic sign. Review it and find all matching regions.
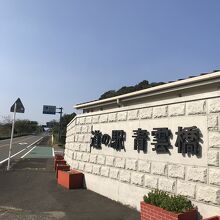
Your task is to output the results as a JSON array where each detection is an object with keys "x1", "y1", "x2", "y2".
[{"x1": 10, "y1": 98, "x2": 25, "y2": 113}]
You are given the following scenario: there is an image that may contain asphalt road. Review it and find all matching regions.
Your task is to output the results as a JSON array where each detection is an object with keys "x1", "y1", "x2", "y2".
[
  {"x1": 0, "y1": 158, "x2": 139, "y2": 220},
  {"x1": 0, "y1": 134, "x2": 45, "y2": 166}
]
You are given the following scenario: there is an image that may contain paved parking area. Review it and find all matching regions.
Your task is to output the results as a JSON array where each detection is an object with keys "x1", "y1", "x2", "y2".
[{"x1": 0, "y1": 157, "x2": 139, "y2": 220}]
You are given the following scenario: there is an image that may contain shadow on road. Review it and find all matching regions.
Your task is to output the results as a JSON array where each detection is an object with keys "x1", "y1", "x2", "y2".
[{"x1": 0, "y1": 154, "x2": 139, "y2": 220}]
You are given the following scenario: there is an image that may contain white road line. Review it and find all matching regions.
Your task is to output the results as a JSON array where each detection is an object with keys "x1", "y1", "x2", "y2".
[
  {"x1": 0, "y1": 136, "x2": 37, "y2": 148},
  {"x1": 0, "y1": 137, "x2": 43, "y2": 164},
  {"x1": 21, "y1": 145, "x2": 37, "y2": 158},
  {"x1": 52, "y1": 148, "x2": 55, "y2": 157}
]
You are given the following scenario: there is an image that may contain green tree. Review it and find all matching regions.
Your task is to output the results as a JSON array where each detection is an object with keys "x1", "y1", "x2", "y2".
[
  {"x1": 48, "y1": 112, "x2": 76, "y2": 145},
  {"x1": 15, "y1": 120, "x2": 40, "y2": 135},
  {"x1": 99, "y1": 90, "x2": 116, "y2": 100},
  {"x1": 61, "y1": 112, "x2": 76, "y2": 133},
  {"x1": 99, "y1": 80, "x2": 165, "y2": 100},
  {"x1": 0, "y1": 119, "x2": 42, "y2": 139}
]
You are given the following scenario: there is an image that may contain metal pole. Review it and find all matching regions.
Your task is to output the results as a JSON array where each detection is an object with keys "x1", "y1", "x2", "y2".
[
  {"x1": 58, "y1": 107, "x2": 63, "y2": 143},
  {"x1": 7, "y1": 102, "x2": 17, "y2": 171}
]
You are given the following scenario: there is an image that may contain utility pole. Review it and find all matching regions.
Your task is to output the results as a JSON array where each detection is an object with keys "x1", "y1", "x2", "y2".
[
  {"x1": 56, "y1": 107, "x2": 63, "y2": 143},
  {"x1": 43, "y1": 105, "x2": 63, "y2": 144}
]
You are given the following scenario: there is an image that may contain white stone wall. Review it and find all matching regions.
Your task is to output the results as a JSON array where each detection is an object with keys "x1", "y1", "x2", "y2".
[{"x1": 65, "y1": 95, "x2": 220, "y2": 219}]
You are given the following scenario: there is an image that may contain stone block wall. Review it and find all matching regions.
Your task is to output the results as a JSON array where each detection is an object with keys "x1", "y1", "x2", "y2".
[{"x1": 64, "y1": 96, "x2": 220, "y2": 218}]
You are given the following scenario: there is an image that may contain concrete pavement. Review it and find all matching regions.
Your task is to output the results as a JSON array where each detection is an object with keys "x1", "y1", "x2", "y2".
[{"x1": 0, "y1": 140, "x2": 140, "y2": 220}]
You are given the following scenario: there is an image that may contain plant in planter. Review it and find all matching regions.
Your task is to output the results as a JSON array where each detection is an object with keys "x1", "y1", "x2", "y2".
[
  {"x1": 203, "y1": 217, "x2": 220, "y2": 220},
  {"x1": 141, "y1": 189, "x2": 197, "y2": 220}
]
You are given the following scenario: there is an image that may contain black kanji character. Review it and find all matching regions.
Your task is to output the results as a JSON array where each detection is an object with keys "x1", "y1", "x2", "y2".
[
  {"x1": 90, "y1": 130, "x2": 102, "y2": 149},
  {"x1": 111, "y1": 130, "x2": 125, "y2": 151},
  {"x1": 102, "y1": 134, "x2": 111, "y2": 146},
  {"x1": 151, "y1": 128, "x2": 171, "y2": 153},
  {"x1": 175, "y1": 126, "x2": 201, "y2": 155},
  {"x1": 132, "y1": 128, "x2": 148, "y2": 152}
]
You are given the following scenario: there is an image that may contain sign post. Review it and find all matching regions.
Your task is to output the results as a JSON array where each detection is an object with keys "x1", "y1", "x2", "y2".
[
  {"x1": 43, "y1": 105, "x2": 63, "y2": 143},
  {"x1": 7, "y1": 98, "x2": 25, "y2": 171},
  {"x1": 57, "y1": 107, "x2": 63, "y2": 143}
]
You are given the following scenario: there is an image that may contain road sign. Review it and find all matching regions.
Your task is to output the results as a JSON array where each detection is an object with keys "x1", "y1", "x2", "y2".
[
  {"x1": 8, "y1": 98, "x2": 25, "y2": 171},
  {"x1": 43, "y1": 105, "x2": 56, "y2": 114},
  {"x1": 10, "y1": 98, "x2": 25, "y2": 113},
  {"x1": 46, "y1": 121, "x2": 57, "y2": 128},
  {"x1": 43, "y1": 105, "x2": 63, "y2": 143}
]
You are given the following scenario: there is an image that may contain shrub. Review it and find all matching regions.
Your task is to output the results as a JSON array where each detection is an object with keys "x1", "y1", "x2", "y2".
[{"x1": 143, "y1": 189, "x2": 194, "y2": 213}]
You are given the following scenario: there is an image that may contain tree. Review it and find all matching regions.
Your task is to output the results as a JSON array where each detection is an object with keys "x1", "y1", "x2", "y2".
[
  {"x1": 47, "y1": 112, "x2": 76, "y2": 145},
  {"x1": 135, "y1": 80, "x2": 150, "y2": 90},
  {"x1": 99, "y1": 90, "x2": 116, "y2": 100},
  {"x1": 61, "y1": 112, "x2": 76, "y2": 131},
  {"x1": 15, "y1": 120, "x2": 39, "y2": 135},
  {"x1": 48, "y1": 113, "x2": 76, "y2": 134},
  {"x1": 99, "y1": 80, "x2": 165, "y2": 100},
  {"x1": 0, "y1": 119, "x2": 42, "y2": 139}
]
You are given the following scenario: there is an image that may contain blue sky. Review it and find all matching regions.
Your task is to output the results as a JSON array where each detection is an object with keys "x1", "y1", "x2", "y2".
[{"x1": 0, "y1": 0, "x2": 220, "y2": 124}]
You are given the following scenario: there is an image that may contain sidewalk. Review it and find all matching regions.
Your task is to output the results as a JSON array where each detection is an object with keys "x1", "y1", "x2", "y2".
[{"x1": 0, "y1": 157, "x2": 139, "y2": 220}]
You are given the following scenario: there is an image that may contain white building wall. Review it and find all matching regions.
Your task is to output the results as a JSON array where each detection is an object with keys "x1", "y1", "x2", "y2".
[{"x1": 65, "y1": 91, "x2": 220, "y2": 219}]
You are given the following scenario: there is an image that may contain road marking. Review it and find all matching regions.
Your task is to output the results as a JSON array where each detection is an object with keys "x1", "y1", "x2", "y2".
[
  {"x1": 0, "y1": 137, "x2": 43, "y2": 164},
  {"x1": 0, "y1": 211, "x2": 9, "y2": 217},
  {"x1": 0, "y1": 136, "x2": 35, "y2": 148},
  {"x1": 52, "y1": 148, "x2": 55, "y2": 157},
  {"x1": 18, "y1": 142, "x2": 28, "y2": 145},
  {"x1": 21, "y1": 145, "x2": 37, "y2": 158}
]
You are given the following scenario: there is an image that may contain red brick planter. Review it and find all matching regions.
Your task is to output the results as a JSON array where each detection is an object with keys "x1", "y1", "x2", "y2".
[
  {"x1": 56, "y1": 164, "x2": 70, "y2": 178},
  {"x1": 57, "y1": 169, "x2": 84, "y2": 189},
  {"x1": 204, "y1": 217, "x2": 220, "y2": 220},
  {"x1": 140, "y1": 202, "x2": 197, "y2": 220},
  {"x1": 54, "y1": 159, "x2": 66, "y2": 170},
  {"x1": 55, "y1": 154, "x2": 64, "y2": 160}
]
